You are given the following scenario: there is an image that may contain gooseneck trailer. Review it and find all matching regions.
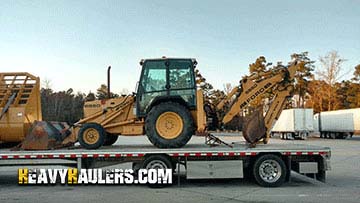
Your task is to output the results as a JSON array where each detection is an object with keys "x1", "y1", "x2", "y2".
[{"x1": 0, "y1": 138, "x2": 331, "y2": 187}]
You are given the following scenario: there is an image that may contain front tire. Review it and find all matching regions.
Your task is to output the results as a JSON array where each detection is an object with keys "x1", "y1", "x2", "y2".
[
  {"x1": 253, "y1": 154, "x2": 287, "y2": 187},
  {"x1": 145, "y1": 102, "x2": 194, "y2": 148},
  {"x1": 78, "y1": 123, "x2": 106, "y2": 149}
]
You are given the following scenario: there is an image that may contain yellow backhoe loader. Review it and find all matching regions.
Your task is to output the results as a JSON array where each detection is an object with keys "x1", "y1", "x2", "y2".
[
  {"x1": 64, "y1": 57, "x2": 301, "y2": 149},
  {"x1": 1, "y1": 57, "x2": 301, "y2": 150}
]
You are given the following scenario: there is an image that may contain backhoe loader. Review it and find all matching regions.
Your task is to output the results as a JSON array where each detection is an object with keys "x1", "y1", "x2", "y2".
[
  {"x1": 64, "y1": 57, "x2": 301, "y2": 149},
  {"x1": 1, "y1": 57, "x2": 301, "y2": 150}
]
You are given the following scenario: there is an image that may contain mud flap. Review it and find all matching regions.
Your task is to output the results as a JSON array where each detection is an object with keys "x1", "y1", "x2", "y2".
[
  {"x1": 17, "y1": 121, "x2": 73, "y2": 150},
  {"x1": 242, "y1": 109, "x2": 266, "y2": 144}
]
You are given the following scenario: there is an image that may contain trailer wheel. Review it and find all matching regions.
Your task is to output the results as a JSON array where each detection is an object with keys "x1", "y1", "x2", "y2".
[
  {"x1": 280, "y1": 133, "x2": 284, "y2": 139},
  {"x1": 330, "y1": 133, "x2": 336, "y2": 139},
  {"x1": 141, "y1": 155, "x2": 174, "y2": 187},
  {"x1": 253, "y1": 154, "x2": 287, "y2": 187},
  {"x1": 103, "y1": 133, "x2": 118, "y2": 146},
  {"x1": 145, "y1": 102, "x2": 194, "y2": 148},
  {"x1": 78, "y1": 123, "x2": 106, "y2": 149},
  {"x1": 323, "y1": 132, "x2": 328, "y2": 139}
]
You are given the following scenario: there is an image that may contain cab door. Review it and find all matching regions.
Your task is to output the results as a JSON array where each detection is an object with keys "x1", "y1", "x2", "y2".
[{"x1": 137, "y1": 60, "x2": 168, "y2": 116}]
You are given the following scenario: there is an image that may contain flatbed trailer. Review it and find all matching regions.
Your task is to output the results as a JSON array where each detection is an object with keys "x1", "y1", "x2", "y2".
[{"x1": 0, "y1": 138, "x2": 331, "y2": 187}]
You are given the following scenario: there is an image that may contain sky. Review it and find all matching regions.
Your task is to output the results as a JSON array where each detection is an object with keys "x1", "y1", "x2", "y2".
[{"x1": 1, "y1": 0, "x2": 359, "y2": 94}]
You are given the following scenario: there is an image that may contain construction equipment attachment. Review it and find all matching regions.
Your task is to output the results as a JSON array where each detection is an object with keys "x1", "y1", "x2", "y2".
[
  {"x1": 0, "y1": 72, "x2": 73, "y2": 150},
  {"x1": 0, "y1": 72, "x2": 42, "y2": 144},
  {"x1": 17, "y1": 121, "x2": 72, "y2": 150},
  {"x1": 204, "y1": 133, "x2": 233, "y2": 148},
  {"x1": 242, "y1": 109, "x2": 266, "y2": 145}
]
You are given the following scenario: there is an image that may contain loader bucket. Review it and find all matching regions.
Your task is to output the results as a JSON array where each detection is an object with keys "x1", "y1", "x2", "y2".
[
  {"x1": 18, "y1": 121, "x2": 73, "y2": 150},
  {"x1": 242, "y1": 109, "x2": 266, "y2": 144}
]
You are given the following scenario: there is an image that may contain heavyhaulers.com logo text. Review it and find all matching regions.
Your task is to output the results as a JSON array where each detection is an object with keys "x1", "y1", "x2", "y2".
[{"x1": 18, "y1": 168, "x2": 172, "y2": 185}]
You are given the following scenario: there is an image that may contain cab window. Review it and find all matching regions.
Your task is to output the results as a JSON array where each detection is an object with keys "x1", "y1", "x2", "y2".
[{"x1": 141, "y1": 61, "x2": 167, "y2": 92}]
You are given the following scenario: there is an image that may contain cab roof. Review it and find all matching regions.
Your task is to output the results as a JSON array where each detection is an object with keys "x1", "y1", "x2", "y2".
[{"x1": 140, "y1": 57, "x2": 197, "y2": 66}]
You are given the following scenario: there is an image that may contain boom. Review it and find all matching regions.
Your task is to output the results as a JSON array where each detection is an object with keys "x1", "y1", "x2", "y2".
[{"x1": 218, "y1": 62, "x2": 300, "y2": 144}]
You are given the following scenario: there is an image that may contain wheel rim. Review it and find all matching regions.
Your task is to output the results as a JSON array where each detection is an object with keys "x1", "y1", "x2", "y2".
[
  {"x1": 145, "y1": 160, "x2": 168, "y2": 170},
  {"x1": 83, "y1": 128, "x2": 100, "y2": 145},
  {"x1": 156, "y1": 111, "x2": 183, "y2": 139},
  {"x1": 259, "y1": 160, "x2": 282, "y2": 183}
]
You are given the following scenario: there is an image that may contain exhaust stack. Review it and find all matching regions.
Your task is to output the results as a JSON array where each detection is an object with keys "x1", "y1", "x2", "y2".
[{"x1": 107, "y1": 66, "x2": 111, "y2": 99}]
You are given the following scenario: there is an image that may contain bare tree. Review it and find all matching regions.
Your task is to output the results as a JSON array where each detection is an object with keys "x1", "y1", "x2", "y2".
[
  {"x1": 317, "y1": 51, "x2": 346, "y2": 110},
  {"x1": 42, "y1": 78, "x2": 52, "y2": 89},
  {"x1": 223, "y1": 83, "x2": 233, "y2": 95}
]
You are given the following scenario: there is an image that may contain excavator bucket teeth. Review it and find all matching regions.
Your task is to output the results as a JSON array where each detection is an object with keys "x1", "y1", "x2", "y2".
[
  {"x1": 242, "y1": 109, "x2": 266, "y2": 144},
  {"x1": 18, "y1": 121, "x2": 73, "y2": 150}
]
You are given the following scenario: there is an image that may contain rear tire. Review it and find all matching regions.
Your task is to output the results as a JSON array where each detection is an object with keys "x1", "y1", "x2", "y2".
[
  {"x1": 78, "y1": 123, "x2": 106, "y2": 149},
  {"x1": 103, "y1": 133, "x2": 118, "y2": 146},
  {"x1": 145, "y1": 102, "x2": 194, "y2": 148},
  {"x1": 253, "y1": 154, "x2": 287, "y2": 187}
]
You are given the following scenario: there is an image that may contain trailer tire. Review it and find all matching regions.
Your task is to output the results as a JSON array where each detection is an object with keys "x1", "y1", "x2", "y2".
[
  {"x1": 324, "y1": 132, "x2": 329, "y2": 139},
  {"x1": 78, "y1": 123, "x2": 106, "y2": 149},
  {"x1": 103, "y1": 133, "x2": 118, "y2": 146},
  {"x1": 145, "y1": 102, "x2": 194, "y2": 148},
  {"x1": 253, "y1": 154, "x2": 287, "y2": 187},
  {"x1": 330, "y1": 133, "x2": 336, "y2": 139},
  {"x1": 141, "y1": 155, "x2": 174, "y2": 187}
]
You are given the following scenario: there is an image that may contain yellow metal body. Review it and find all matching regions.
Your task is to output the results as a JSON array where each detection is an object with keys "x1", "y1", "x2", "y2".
[
  {"x1": 70, "y1": 89, "x2": 207, "y2": 140},
  {"x1": 220, "y1": 62, "x2": 300, "y2": 143},
  {"x1": 156, "y1": 111, "x2": 183, "y2": 139},
  {"x1": 70, "y1": 61, "x2": 298, "y2": 145},
  {"x1": 76, "y1": 96, "x2": 144, "y2": 136},
  {"x1": 0, "y1": 72, "x2": 42, "y2": 142},
  {"x1": 194, "y1": 89, "x2": 207, "y2": 133}
]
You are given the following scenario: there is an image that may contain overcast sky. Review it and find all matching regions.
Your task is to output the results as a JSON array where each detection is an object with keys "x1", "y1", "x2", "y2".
[{"x1": 1, "y1": 0, "x2": 359, "y2": 94}]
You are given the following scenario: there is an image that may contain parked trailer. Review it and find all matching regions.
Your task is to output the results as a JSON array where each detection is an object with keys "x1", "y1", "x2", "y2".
[
  {"x1": 271, "y1": 109, "x2": 314, "y2": 140},
  {"x1": 0, "y1": 141, "x2": 331, "y2": 187},
  {"x1": 314, "y1": 108, "x2": 360, "y2": 139}
]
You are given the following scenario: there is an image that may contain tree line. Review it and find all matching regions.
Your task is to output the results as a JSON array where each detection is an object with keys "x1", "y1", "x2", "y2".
[
  {"x1": 41, "y1": 51, "x2": 360, "y2": 127},
  {"x1": 40, "y1": 84, "x2": 119, "y2": 124}
]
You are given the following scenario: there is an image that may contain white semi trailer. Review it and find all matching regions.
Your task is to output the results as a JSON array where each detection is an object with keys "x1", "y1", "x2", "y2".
[
  {"x1": 271, "y1": 109, "x2": 314, "y2": 140},
  {"x1": 313, "y1": 108, "x2": 360, "y2": 139}
]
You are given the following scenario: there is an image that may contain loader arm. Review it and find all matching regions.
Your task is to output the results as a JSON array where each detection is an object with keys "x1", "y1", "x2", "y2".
[{"x1": 220, "y1": 62, "x2": 299, "y2": 144}]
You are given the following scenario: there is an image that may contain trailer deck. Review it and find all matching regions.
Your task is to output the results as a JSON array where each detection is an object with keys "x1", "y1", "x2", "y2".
[
  {"x1": 0, "y1": 136, "x2": 331, "y2": 187},
  {"x1": 0, "y1": 142, "x2": 330, "y2": 159}
]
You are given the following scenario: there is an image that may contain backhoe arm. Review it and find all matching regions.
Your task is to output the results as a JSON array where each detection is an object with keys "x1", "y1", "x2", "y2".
[
  {"x1": 220, "y1": 62, "x2": 299, "y2": 144},
  {"x1": 262, "y1": 85, "x2": 294, "y2": 142}
]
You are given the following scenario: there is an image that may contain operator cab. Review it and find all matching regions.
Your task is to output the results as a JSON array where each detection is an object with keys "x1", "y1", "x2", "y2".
[{"x1": 136, "y1": 58, "x2": 197, "y2": 117}]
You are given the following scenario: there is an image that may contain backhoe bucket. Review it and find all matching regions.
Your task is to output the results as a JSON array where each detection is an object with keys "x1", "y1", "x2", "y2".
[
  {"x1": 242, "y1": 109, "x2": 266, "y2": 144},
  {"x1": 18, "y1": 121, "x2": 73, "y2": 150}
]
